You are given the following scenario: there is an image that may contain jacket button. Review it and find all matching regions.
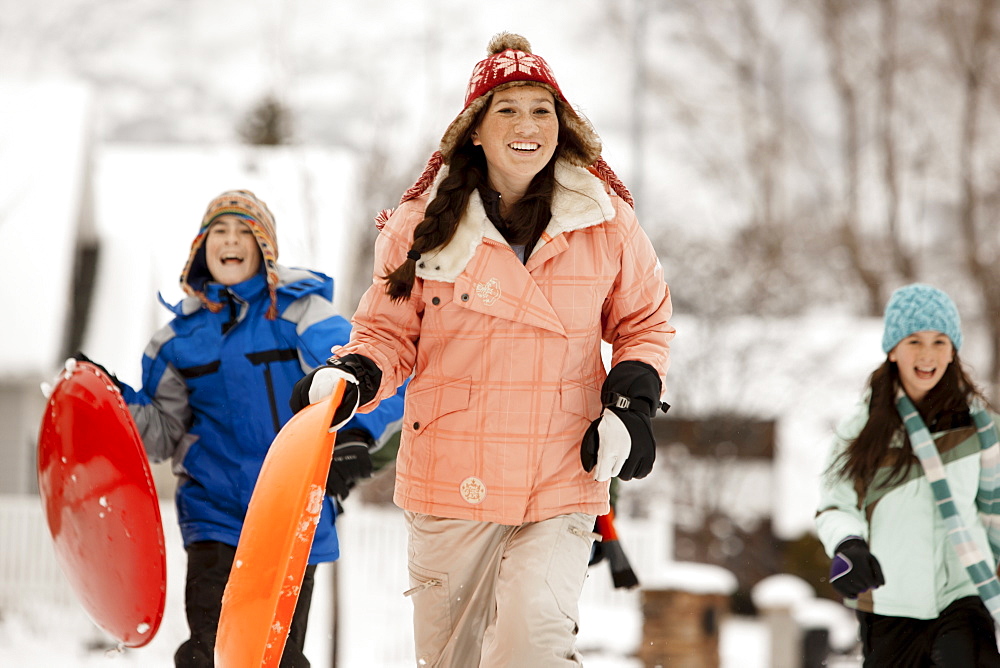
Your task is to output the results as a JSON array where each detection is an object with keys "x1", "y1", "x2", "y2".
[
  {"x1": 432, "y1": 297, "x2": 440, "y2": 305},
  {"x1": 461, "y1": 293, "x2": 469, "y2": 302},
  {"x1": 413, "y1": 422, "x2": 420, "y2": 430}
]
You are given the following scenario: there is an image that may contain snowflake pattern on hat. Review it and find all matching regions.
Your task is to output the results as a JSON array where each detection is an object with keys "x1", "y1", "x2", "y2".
[{"x1": 464, "y1": 49, "x2": 564, "y2": 108}]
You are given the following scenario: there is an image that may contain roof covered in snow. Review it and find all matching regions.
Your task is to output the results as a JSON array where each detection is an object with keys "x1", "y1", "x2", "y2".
[{"x1": 644, "y1": 560, "x2": 740, "y2": 595}]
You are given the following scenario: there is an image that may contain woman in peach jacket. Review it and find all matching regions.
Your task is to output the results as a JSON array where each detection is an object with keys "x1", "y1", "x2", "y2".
[{"x1": 292, "y1": 33, "x2": 674, "y2": 667}]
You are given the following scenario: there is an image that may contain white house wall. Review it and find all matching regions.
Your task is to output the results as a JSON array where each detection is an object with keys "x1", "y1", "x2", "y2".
[{"x1": 0, "y1": 80, "x2": 92, "y2": 494}]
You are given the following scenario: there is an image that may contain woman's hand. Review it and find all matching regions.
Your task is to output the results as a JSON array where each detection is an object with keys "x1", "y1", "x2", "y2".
[
  {"x1": 290, "y1": 354, "x2": 382, "y2": 431},
  {"x1": 580, "y1": 361, "x2": 662, "y2": 481}
]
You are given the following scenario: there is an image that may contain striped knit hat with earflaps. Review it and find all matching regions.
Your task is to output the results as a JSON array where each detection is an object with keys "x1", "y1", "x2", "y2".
[
  {"x1": 179, "y1": 189, "x2": 281, "y2": 319},
  {"x1": 376, "y1": 32, "x2": 633, "y2": 228}
]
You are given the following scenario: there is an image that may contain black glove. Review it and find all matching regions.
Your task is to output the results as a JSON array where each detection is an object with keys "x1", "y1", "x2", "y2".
[
  {"x1": 581, "y1": 361, "x2": 663, "y2": 481},
  {"x1": 829, "y1": 538, "x2": 885, "y2": 598},
  {"x1": 326, "y1": 428, "x2": 375, "y2": 500},
  {"x1": 290, "y1": 365, "x2": 359, "y2": 427},
  {"x1": 589, "y1": 510, "x2": 639, "y2": 589},
  {"x1": 72, "y1": 351, "x2": 124, "y2": 391},
  {"x1": 290, "y1": 354, "x2": 382, "y2": 429}
]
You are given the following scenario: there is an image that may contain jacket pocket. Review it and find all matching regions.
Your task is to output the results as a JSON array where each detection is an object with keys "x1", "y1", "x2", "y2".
[
  {"x1": 546, "y1": 513, "x2": 598, "y2": 629},
  {"x1": 560, "y1": 379, "x2": 601, "y2": 421},
  {"x1": 406, "y1": 562, "x2": 452, "y2": 665},
  {"x1": 405, "y1": 376, "x2": 472, "y2": 435}
]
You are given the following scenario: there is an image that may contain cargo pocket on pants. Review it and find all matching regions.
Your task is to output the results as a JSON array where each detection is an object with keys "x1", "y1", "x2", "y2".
[
  {"x1": 545, "y1": 513, "x2": 597, "y2": 633},
  {"x1": 405, "y1": 562, "x2": 451, "y2": 665}
]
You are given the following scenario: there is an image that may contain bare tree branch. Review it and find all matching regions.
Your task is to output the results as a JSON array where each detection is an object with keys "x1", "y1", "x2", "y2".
[
  {"x1": 878, "y1": 0, "x2": 916, "y2": 282},
  {"x1": 945, "y1": 0, "x2": 1000, "y2": 393},
  {"x1": 821, "y1": 0, "x2": 885, "y2": 315}
]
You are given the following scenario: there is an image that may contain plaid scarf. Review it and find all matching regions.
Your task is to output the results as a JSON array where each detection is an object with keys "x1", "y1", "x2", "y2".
[{"x1": 896, "y1": 392, "x2": 1000, "y2": 622}]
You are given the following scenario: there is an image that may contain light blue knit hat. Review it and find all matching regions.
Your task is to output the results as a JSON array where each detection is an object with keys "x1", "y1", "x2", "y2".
[{"x1": 882, "y1": 284, "x2": 962, "y2": 353}]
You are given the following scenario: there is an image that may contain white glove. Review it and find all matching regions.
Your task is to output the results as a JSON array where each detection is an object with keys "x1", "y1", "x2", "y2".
[
  {"x1": 308, "y1": 367, "x2": 360, "y2": 431},
  {"x1": 308, "y1": 366, "x2": 356, "y2": 403},
  {"x1": 591, "y1": 410, "x2": 632, "y2": 482}
]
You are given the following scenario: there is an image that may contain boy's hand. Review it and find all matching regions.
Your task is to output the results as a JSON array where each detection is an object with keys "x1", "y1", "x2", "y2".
[{"x1": 326, "y1": 429, "x2": 375, "y2": 500}]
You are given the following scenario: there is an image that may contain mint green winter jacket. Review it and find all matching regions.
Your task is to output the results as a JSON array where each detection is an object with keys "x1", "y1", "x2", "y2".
[{"x1": 815, "y1": 400, "x2": 999, "y2": 619}]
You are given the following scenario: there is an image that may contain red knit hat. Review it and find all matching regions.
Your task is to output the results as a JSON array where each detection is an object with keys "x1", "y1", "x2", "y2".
[
  {"x1": 439, "y1": 33, "x2": 600, "y2": 170},
  {"x1": 464, "y1": 37, "x2": 566, "y2": 107},
  {"x1": 379, "y1": 32, "x2": 632, "y2": 224},
  {"x1": 179, "y1": 189, "x2": 281, "y2": 319}
]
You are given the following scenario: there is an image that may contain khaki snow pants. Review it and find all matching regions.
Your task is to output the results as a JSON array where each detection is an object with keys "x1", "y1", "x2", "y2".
[{"x1": 404, "y1": 511, "x2": 597, "y2": 668}]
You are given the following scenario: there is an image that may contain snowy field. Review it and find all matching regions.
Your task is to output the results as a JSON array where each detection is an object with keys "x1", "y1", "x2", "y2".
[
  {"x1": 0, "y1": 604, "x2": 864, "y2": 668},
  {"x1": 0, "y1": 498, "x2": 863, "y2": 667}
]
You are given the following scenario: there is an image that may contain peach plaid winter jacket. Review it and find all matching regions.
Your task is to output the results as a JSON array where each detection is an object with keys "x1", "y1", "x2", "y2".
[{"x1": 337, "y1": 160, "x2": 674, "y2": 525}]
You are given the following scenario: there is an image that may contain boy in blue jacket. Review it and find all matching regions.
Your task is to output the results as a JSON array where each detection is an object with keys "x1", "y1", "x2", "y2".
[{"x1": 81, "y1": 190, "x2": 404, "y2": 667}]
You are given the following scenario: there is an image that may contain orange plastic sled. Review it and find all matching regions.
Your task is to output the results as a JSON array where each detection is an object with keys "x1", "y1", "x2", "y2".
[
  {"x1": 37, "y1": 361, "x2": 166, "y2": 647},
  {"x1": 215, "y1": 379, "x2": 344, "y2": 668}
]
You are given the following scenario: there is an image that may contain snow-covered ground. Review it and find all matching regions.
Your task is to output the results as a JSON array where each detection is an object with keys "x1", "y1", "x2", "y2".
[
  {"x1": 0, "y1": 499, "x2": 863, "y2": 667},
  {"x1": 0, "y1": 603, "x2": 863, "y2": 667},
  {"x1": 0, "y1": 592, "x2": 850, "y2": 668}
]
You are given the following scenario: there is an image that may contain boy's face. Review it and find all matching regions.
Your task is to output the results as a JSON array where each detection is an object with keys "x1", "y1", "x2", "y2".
[{"x1": 205, "y1": 215, "x2": 262, "y2": 286}]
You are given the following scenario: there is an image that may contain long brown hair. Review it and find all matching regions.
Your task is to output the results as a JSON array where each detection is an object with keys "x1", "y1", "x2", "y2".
[
  {"x1": 381, "y1": 98, "x2": 591, "y2": 302},
  {"x1": 834, "y1": 353, "x2": 988, "y2": 490}
]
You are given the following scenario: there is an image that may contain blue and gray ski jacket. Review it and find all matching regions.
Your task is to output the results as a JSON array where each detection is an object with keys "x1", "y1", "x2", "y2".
[{"x1": 120, "y1": 266, "x2": 404, "y2": 563}]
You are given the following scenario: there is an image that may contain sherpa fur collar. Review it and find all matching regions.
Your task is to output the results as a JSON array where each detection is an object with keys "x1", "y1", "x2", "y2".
[{"x1": 414, "y1": 160, "x2": 617, "y2": 283}]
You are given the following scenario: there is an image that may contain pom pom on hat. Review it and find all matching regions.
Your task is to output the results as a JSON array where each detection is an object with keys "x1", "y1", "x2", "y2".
[
  {"x1": 881, "y1": 283, "x2": 963, "y2": 353},
  {"x1": 486, "y1": 32, "x2": 532, "y2": 57},
  {"x1": 179, "y1": 189, "x2": 281, "y2": 319}
]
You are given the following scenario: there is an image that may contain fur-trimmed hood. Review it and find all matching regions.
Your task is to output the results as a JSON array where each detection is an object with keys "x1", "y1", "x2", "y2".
[{"x1": 414, "y1": 160, "x2": 617, "y2": 283}]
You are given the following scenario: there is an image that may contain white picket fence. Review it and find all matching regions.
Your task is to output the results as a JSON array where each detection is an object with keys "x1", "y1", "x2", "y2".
[{"x1": 0, "y1": 494, "x2": 669, "y2": 667}]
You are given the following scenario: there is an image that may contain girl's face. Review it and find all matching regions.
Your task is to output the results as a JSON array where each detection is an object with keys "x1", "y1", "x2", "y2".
[
  {"x1": 472, "y1": 85, "x2": 559, "y2": 198},
  {"x1": 889, "y1": 330, "x2": 955, "y2": 402},
  {"x1": 205, "y1": 216, "x2": 261, "y2": 286}
]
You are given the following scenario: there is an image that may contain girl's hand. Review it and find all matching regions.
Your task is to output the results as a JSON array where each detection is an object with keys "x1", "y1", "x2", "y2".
[{"x1": 830, "y1": 538, "x2": 885, "y2": 598}]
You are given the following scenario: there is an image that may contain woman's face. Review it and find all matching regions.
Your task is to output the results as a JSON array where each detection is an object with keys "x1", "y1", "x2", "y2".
[
  {"x1": 889, "y1": 330, "x2": 955, "y2": 402},
  {"x1": 205, "y1": 215, "x2": 261, "y2": 286},
  {"x1": 472, "y1": 85, "x2": 559, "y2": 198}
]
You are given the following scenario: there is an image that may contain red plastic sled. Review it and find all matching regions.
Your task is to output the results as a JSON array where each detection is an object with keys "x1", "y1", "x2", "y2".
[
  {"x1": 37, "y1": 360, "x2": 166, "y2": 647},
  {"x1": 215, "y1": 379, "x2": 344, "y2": 668}
]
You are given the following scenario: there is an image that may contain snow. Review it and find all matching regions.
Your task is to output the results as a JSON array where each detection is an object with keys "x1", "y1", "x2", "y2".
[
  {"x1": 643, "y1": 561, "x2": 739, "y2": 596},
  {"x1": 752, "y1": 573, "x2": 816, "y2": 609},
  {"x1": 0, "y1": 499, "x2": 861, "y2": 667}
]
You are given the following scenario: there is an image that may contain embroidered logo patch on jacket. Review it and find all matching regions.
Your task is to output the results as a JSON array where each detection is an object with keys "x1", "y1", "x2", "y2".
[
  {"x1": 475, "y1": 278, "x2": 501, "y2": 306},
  {"x1": 460, "y1": 477, "x2": 487, "y2": 504}
]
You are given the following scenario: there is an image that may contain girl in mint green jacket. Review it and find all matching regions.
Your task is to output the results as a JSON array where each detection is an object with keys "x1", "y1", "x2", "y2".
[{"x1": 816, "y1": 284, "x2": 1000, "y2": 667}]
